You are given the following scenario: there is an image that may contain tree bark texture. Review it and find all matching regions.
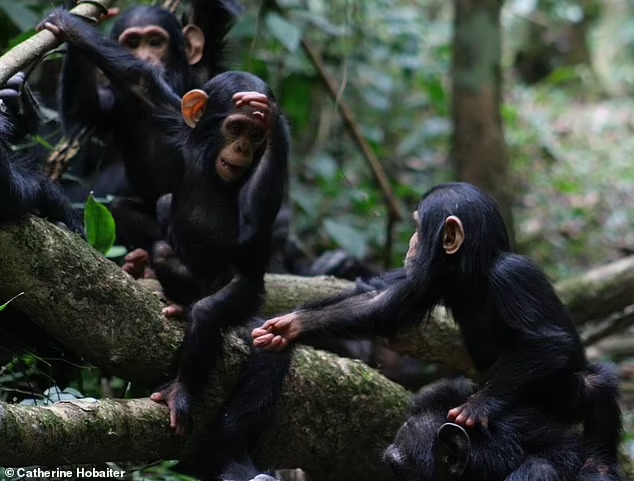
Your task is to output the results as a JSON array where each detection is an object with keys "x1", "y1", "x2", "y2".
[{"x1": 451, "y1": 0, "x2": 514, "y2": 242}]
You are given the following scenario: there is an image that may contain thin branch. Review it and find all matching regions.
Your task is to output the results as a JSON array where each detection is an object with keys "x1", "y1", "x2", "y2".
[
  {"x1": 300, "y1": 38, "x2": 404, "y2": 222},
  {"x1": 0, "y1": 0, "x2": 120, "y2": 85}
]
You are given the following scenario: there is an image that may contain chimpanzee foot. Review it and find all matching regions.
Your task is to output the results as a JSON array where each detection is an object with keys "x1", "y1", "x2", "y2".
[
  {"x1": 162, "y1": 303, "x2": 186, "y2": 317},
  {"x1": 122, "y1": 248, "x2": 149, "y2": 279},
  {"x1": 447, "y1": 397, "x2": 490, "y2": 429},
  {"x1": 150, "y1": 380, "x2": 192, "y2": 436}
]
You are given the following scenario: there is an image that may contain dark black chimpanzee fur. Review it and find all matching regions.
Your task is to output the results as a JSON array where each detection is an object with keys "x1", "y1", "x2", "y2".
[
  {"x1": 0, "y1": 73, "x2": 82, "y2": 233},
  {"x1": 255, "y1": 182, "x2": 623, "y2": 480}
]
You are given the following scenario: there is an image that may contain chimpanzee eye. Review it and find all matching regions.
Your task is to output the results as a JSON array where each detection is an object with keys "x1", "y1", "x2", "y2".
[
  {"x1": 149, "y1": 35, "x2": 165, "y2": 48},
  {"x1": 250, "y1": 127, "x2": 265, "y2": 143},
  {"x1": 227, "y1": 120, "x2": 243, "y2": 137},
  {"x1": 124, "y1": 35, "x2": 140, "y2": 49}
]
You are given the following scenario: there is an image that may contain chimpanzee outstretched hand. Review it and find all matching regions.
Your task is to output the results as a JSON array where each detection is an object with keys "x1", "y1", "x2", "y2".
[{"x1": 252, "y1": 313, "x2": 303, "y2": 352}]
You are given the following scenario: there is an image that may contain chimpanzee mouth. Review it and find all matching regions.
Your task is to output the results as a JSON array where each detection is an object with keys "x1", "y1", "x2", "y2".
[{"x1": 220, "y1": 158, "x2": 247, "y2": 175}]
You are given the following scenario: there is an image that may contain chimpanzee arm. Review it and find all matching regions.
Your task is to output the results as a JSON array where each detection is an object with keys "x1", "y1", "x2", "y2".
[
  {"x1": 252, "y1": 279, "x2": 436, "y2": 350},
  {"x1": 40, "y1": 10, "x2": 181, "y2": 113},
  {"x1": 59, "y1": 43, "x2": 117, "y2": 136},
  {"x1": 238, "y1": 111, "x2": 290, "y2": 251},
  {"x1": 0, "y1": 89, "x2": 82, "y2": 232}
]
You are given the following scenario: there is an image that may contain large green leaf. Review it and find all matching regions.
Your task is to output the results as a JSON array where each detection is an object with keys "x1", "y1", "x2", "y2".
[
  {"x1": 323, "y1": 219, "x2": 368, "y2": 260},
  {"x1": 265, "y1": 12, "x2": 301, "y2": 53},
  {"x1": 0, "y1": 0, "x2": 39, "y2": 32},
  {"x1": 84, "y1": 193, "x2": 116, "y2": 255}
]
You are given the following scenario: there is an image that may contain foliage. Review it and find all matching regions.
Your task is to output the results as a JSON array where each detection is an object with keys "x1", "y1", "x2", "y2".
[{"x1": 0, "y1": 292, "x2": 23, "y2": 313}]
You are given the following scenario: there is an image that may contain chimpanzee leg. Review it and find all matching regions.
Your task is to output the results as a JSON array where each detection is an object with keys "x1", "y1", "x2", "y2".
[
  {"x1": 579, "y1": 362, "x2": 623, "y2": 479},
  {"x1": 110, "y1": 196, "x2": 162, "y2": 252},
  {"x1": 193, "y1": 330, "x2": 294, "y2": 480},
  {"x1": 160, "y1": 274, "x2": 264, "y2": 434}
]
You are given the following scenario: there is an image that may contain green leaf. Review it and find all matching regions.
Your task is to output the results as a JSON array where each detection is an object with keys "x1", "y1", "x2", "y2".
[
  {"x1": 106, "y1": 245, "x2": 128, "y2": 259},
  {"x1": 0, "y1": 291, "x2": 24, "y2": 313},
  {"x1": 323, "y1": 219, "x2": 368, "y2": 259},
  {"x1": 0, "y1": 0, "x2": 39, "y2": 32},
  {"x1": 84, "y1": 193, "x2": 116, "y2": 255},
  {"x1": 265, "y1": 12, "x2": 302, "y2": 53}
]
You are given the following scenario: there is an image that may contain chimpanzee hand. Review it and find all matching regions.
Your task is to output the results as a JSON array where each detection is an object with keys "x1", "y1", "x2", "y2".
[
  {"x1": 252, "y1": 313, "x2": 302, "y2": 351},
  {"x1": 36, "y1": 10, "x2": 69, "y2": 41},
  {"x1": 0, "y1": 72, "x2": 25, "y2": 100},
  {"x1": 232, "y1": 91, "x2": 277, "y2": 133},
  {"x1": 150, "y1": 380, "x2": 193, "y2": 436},
  {"x1": 447, "y1": 393, "x2": 494, "y2": 428},
  {"x1": 37, "y1": 7, "x2": 119, "y2": 39}
]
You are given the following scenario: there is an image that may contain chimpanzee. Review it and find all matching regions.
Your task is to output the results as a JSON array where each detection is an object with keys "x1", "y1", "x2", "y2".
[
  {"x1": 39, "y1": 8, "x2": 290, "y2": 435},
  {"x1": 253, "y1": 182, "x2": 623, "y2": 480},
  {"x1": 0, "y1": 72, "x2": 82, "y2": 233},
  {"x1": 385, "y1": 376, "x2": 590, "y2": 481},
  {"x1": 50, "y1": 2, "x2": 241, "y2": 262}
]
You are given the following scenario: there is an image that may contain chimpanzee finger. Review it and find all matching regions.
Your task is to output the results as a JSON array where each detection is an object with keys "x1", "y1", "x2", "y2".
[
  {"x1": 232, "y1": 91, "x2": 267, "y2": 101},
  {"x1": 5, "y1": 72, "x2": 25, "y2": 89},
  {"x1": 0, "y1": 89, "x2": 20, "y2": 99},
  {"x1": 253, "y1": 332, "x2": 274, "y2": 348}
]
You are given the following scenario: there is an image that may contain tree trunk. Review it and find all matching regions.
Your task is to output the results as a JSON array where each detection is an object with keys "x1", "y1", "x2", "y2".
[{"x1": 451, "y1": 0, "x2": 514, "y2": 243}]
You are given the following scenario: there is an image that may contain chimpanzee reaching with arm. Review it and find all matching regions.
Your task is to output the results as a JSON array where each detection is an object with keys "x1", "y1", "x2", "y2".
[
  {"x1": 40, "y1": 9, "x2": 289, "y2": 436},
  {"x1": 253, "y1": 182, "x2": 623, "y2": 480},
  {"x1": 53, "y1": 2, "x2": 240, "y2": 269},
  {"x1": 0, "y1": 73, "x2": 82, "y2": 233}
]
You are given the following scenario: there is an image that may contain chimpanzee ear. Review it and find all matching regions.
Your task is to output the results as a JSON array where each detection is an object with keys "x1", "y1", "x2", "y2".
[
  {"x1": 443, "y1": 216, "x2": 465, "y2": 255},
  {"x1": 182, "y1": 24, "x2": 204, "y2": 65},
  {"x1": 181, "y1": 89, "x2": 209, "y2": 128}
]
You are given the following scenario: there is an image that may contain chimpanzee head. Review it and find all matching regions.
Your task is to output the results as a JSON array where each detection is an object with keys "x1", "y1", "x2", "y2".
[
  {"x1": 110, "y1": 6, "x2": 203, "y2": 95},
  {"x1": 404, "y1": 183, "x2": 511, "y2": 280},
  {"x1": 179, "y1": 71, "x2": 274, "y2": 184}
]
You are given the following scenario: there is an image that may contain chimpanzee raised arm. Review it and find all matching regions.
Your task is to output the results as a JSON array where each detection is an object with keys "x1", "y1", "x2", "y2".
[
  {"x1": 0, "y1": 73, "x2": 82, "y2": 233},
  {"x1": 253, "y1": 182, "x2": 623, "y2": 480}
]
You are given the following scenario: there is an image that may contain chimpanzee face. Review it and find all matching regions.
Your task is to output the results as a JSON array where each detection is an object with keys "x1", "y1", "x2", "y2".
[
  {"x1": 118, "y1": 25, "x2": 170, "y2": 70},
  {"x1": 215, "y1": 113, "x2": 267, "y2": 182}
]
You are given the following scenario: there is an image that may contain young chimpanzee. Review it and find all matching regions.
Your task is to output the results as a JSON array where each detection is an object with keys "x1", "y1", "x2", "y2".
[
  {"x1": 253, "y1": 182, "x2": 623, "y2": 480},
  {"x1": 40, "y1": 9, "x2": 290, "y2": 437},
  {"x1": 0, "y1": 72, "x2": 82, "y2": 233},
  {"x1": 50, "y1": 2, "x2": 240, "y2": 266},
  {"x1": 384, "y1": 377, "x2": 586, "y2": 481}
]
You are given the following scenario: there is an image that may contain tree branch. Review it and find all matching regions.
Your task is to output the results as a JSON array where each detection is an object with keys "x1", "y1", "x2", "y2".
[{"x1": 0, "y1": 0, "x2": 119, "y2": 85}]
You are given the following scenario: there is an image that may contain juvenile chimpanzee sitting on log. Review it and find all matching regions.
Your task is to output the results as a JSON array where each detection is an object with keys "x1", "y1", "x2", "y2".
[
  {"x1": 0, "y1": 72, "x2": 82, "y2": 233},
  {"x1": 253, "y1": 182, "x2": 623, "y2": 480},
  {"x1": 40, "y1": 9, "x2": 290, "y2": 438},
  {"x1": 53, "y1": 2, "x2": 241, "y2": 269}
]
